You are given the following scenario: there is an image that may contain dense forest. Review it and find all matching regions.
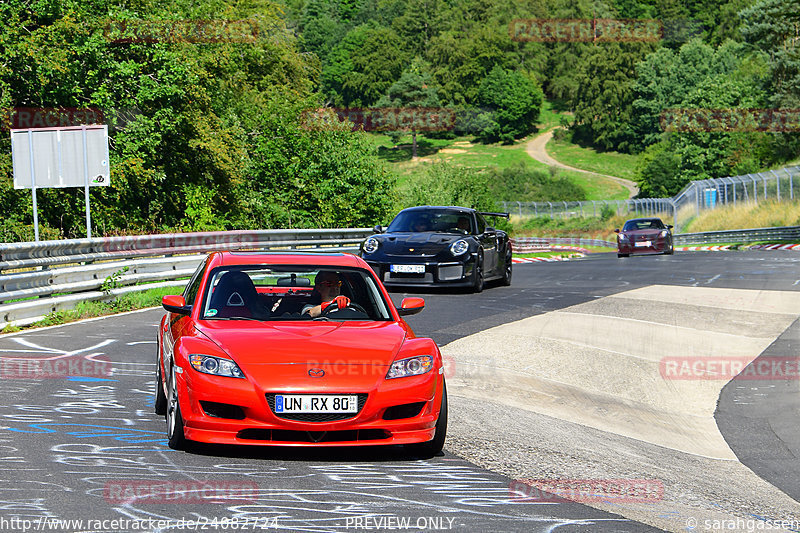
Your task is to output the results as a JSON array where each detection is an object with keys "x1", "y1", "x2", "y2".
[{"x1": 0, "y1": 0, "x2": 797, "y2": 239}]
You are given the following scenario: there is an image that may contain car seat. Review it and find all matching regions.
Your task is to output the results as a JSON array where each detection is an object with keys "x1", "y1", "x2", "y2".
[{"x1": 208, "y1": 271, "x2": 261, "y2": 318}]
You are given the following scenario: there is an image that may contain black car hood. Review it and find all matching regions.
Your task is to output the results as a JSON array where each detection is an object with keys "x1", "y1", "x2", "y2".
[{"x1": 378, "y1": 232, "x2": 465, "y2": 256}]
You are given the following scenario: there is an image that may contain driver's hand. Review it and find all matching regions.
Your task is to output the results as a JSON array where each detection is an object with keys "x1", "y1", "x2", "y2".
[{"x1": 321, "y1": 296, "x2": 350, "y2": 312}]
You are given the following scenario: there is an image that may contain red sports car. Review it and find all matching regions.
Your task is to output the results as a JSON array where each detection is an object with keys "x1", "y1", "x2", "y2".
[
  {"x1": 615, "y1": 217, "x2": 674, "y2": 257},
  {"x1": 155, "y1": 251, "x2": 447, "y2": 455}
]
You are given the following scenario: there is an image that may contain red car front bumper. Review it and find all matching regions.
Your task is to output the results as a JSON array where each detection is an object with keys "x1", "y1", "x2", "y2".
[{"x1": 176, "y1": 364, "x2": 445, "y2": 447}]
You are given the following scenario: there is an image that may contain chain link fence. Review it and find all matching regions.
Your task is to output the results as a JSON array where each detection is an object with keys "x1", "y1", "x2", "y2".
[{"x1": 500, "y1": 166, "x2": 800, "y2": 232}]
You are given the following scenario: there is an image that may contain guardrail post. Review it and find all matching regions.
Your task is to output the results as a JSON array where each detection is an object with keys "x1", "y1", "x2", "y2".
[
  {"x1": 548, "y1": 202, "x2": 553, "y2": 218},
  {"x1": 672, "y1": 200, "x2": 677, "y2": 229},
  {"x1": 563, "y1": 201, "x2": 568, "y2": 219},
  {"x1": 791, "y1": 168, "x2": 794, "y2": 200},
  {"x1": 695, "y1": 185, "x2": 700, "y2": 215},
  {"x1": 772, "y1": 170, "x2": 780, "y2": 200},
  {"x1": 592, "y1": 200, "x2": 596, "y2": 217},
  {"x1": 516, "y1": 201, "x2": 522, "y2": 217}
]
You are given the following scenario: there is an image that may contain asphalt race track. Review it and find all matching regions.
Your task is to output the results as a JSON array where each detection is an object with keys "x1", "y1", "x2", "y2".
[{"x1": 0, "y1": 250, "x2": 799, "y2": 532}]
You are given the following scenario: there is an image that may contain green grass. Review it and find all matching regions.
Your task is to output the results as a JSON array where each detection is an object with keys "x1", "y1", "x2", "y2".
[
  {"x1": 372, "y1": 98, "x2": 638, "y2": 203},
  {"x1": 683, "y1": 199, "x2": 800, "y2": 232},
  {"x1": 535, "y1": 100, "x2": 566, "y2": 132},
  {"x1": 518, "y1": 154, "x2": 630, "y2": 200},
  {"x1": 1, "y1": 285, "x2": 183, "y2": 334},
  {"x1": 547, "y1": 137, "x2": 640, "y2": 182}
]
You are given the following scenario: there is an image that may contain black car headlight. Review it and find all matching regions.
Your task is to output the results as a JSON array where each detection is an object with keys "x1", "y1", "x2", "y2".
[
  {"x1": 660, "y1": 230, "x2": 669, "y2": 237},
  {"x1": 450, "y1": 239, "x2": 469, "y2": 256},
  {"x1": 189, "y1": 355, "x2": 245, "y2": 378},
  {"x1": 618, "y1": 233, "x2": 628, "y2": 241},
  {"x1": 363, "y1": 237, "x2": 380, "y2": 254},
  {"x1": 386, "y1": 356, "x2": 434, "y2": 379}
]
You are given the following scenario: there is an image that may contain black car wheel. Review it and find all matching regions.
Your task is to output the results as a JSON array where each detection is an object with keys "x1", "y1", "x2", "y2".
[
  {"x1": 154, "y1": 346, "x2": 167, "y2": 416},
  {"x1": 665, "y1": 239, "x2": 675, "y2": 255},
  {"x1": 472, "y1": 252, "x2": 484, "y2": 293},
  {"x1": 408, "y1": 382, "x2": 447, "y2": 458},
  {"x1": 502, "y1": 249, "x2": 512, "y2": 286},
  {"x1": 166, "y1": 364, "x2": 187, "y2": 450},
  {"x1": 618, "y1": 253, "x2": 629, "y2": 258}
]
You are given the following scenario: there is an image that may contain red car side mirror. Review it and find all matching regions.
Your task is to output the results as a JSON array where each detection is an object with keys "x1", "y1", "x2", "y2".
[
  {"x1": 397, "y1": 297, "x2": 425, "y2": 316},
  {"x1": 163, "y1": 295, "x2": 191, "y2": 316}
]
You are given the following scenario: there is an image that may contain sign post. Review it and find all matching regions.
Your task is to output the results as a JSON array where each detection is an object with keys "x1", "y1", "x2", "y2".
[{"x1": 11, "y1": 125, "x2": 110, "y2": 240}]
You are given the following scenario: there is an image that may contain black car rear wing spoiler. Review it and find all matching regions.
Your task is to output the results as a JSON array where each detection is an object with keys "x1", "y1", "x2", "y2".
[{"x1": 479, "y1": 211, "x2": 509, "y2": 218}]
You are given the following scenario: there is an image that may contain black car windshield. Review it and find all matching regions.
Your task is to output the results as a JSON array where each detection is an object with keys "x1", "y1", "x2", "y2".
[
  {"x1": 386, "y1": 209, "x2": 473, "y2": 233},
  {"x1": 199, "y1": 266, "x2": 393, "y2": 321},
  {"x1": 623, "y1": 219, "x2": 665, "y2": 231}
]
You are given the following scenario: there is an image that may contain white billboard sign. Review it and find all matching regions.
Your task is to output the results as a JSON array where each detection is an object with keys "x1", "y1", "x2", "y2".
[
  {"x1": 11, "y1": 126, "x2": 110, "y2": 189},
  {"x1": 10, "y1": 125, "x2": 111, "y2": 240}
]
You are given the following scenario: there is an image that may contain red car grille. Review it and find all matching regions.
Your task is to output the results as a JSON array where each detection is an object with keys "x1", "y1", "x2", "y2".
[{"x1": 265, "y1": 393, "x2": 368, "y2": 422}]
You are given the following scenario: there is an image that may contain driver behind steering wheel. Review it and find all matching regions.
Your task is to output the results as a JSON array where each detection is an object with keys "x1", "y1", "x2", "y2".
[{"x1": 302, "y1": 271, "x2": 350, "y2": 318}]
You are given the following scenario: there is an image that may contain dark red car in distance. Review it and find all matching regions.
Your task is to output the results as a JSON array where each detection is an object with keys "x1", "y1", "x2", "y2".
[{"x1": 615, "y1": 217, "x2": 674, "y2": 257}]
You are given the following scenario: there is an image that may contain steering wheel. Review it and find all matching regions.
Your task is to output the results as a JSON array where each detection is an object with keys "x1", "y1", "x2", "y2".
[{"x1": 320, "y1": 300, "x2": 368, "y2": 316}]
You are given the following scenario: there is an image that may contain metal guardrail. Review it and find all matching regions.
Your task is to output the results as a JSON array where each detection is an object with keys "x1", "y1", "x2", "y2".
[
  {"x1": 514, "y1": 227, "x2": 800, "y2": 249},
  {"x1": 674, "y1": 226, "x2": 800, "y2": 245},
  {"x1": 511, "y1": 237, "x2": 617, "y2": 252},
  {"x1": 0, "y1": 229, "x2": 371, "y2": 329}
]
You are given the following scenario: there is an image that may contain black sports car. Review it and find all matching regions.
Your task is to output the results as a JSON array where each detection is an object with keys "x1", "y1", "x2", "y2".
[{"x1": 360, "y1": 206, "x2": 512, "y2": 292}]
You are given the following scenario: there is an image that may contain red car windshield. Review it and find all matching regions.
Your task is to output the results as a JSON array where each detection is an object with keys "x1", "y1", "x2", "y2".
[{"x1": 199, "y1": 266, "x2": 393, "y2": 321}]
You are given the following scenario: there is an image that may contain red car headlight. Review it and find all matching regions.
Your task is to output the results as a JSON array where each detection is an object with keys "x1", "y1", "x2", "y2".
[
  {"x1": 189, "y1": 354, "x2": 245, "y2": 379},
  {"x1": 386, "y1": 356, "x2": 434, "y2": 379}
]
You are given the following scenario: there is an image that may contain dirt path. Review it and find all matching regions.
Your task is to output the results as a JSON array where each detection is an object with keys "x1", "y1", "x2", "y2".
[{"x1": 526, "y1": 129, "x2": 639, "y2": 198}]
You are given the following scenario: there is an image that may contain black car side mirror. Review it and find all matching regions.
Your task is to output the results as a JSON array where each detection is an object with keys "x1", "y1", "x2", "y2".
[
  {"x1": 373, "y1": 225, "x2": 383, "y2": 233},
  {"x1": 614, "y1": 228, "x2": 620, "y2": 233},
  {"x1": 667, "y1": 225, "x2": 673, "y2": 229}
]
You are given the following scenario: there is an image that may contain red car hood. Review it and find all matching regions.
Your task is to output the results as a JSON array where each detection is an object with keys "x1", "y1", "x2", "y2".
[{"x1": 195, "y1": 321, "x2": 406, "y2": 367}]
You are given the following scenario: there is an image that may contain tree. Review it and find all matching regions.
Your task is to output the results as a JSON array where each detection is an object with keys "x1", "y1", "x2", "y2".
[
  {"x1": 475, "y1": 65, "x2": 543, "y2": 144},
  {"x1": 376, "y1": 59, "x2": 440, "y2": 158},
  {"x1": 740, "y1": 0, "x2": 800, "y2": 157},
  {"x1": 630, "y1": 39, "x2": 757, "y2": 151},
  {"x1": 571, "y1": 42, "x2": 655, "y2": 152},
  {"x1": 634, "y1": 143, "x2": 683, "y2": 197}
]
